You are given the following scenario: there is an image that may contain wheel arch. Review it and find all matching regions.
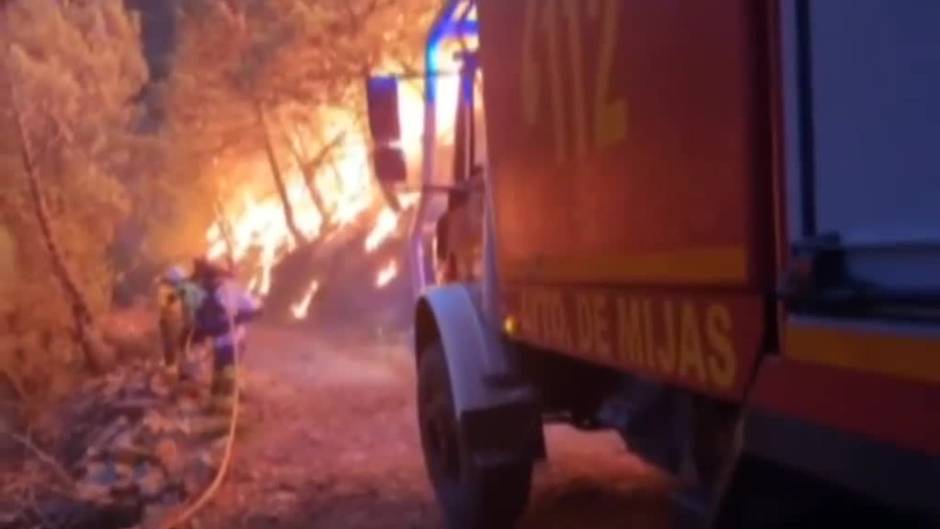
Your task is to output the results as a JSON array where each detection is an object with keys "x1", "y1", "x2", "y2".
[
  {"x1": 413, "y1": 283, "x2": 545, "y2": 464},
  {"x1": 414, "y1": 283, "x2": 518, "y2": 411}
]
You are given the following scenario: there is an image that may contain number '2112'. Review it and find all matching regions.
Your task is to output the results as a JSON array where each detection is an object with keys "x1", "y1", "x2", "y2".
[{"x1": 521, "y1": 0, "x2": 628, "y2": 164}]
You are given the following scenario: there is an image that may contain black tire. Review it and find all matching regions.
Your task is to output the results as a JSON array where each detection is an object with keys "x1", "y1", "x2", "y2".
[{"x1": 417, "y1": 340, "x2": 533, "y2": 529}]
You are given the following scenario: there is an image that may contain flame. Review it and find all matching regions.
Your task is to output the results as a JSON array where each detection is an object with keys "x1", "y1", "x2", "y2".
[
  {"x1": 205, "y1": 50, "x2": 451, "y2": 308},
  {"x1": 290, "y1": 279, "x2": 320, "y2": 320},
  {"x1": 364, "y1": 207, "x2": 400, "y2": 253},
  {"x1": 375, "y1": 260, "x2": 399, "y2": 288},
  {"x1": 207, "y1": 182, "x2": 323, "y2": 296},
  {"x1": 207, "y1": 239, "x2": 228, "y2": 262},
  {"x1": 316, "y1": 109, "x2": 375, "y2": 225},
  {"x1": 205, "y1": 107, "x2": 378, "y2": 297}
]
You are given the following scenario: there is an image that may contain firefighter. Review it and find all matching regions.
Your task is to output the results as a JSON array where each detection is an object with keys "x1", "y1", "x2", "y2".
[
  {"x1": 192, "y1": 259, "x2": 261, "y2": 414},
  {"x1": 157, "y1": 266, "x2": 188, "y2": 377},
  {"x1": 157, "y1": 265, "x2": 206, "y2": 379}
]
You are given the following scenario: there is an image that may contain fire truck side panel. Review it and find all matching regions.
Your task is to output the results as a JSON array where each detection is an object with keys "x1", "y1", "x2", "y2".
[
  {"x1": 477, "y1": 0, "x2": 773, "y2": 399},
  {"x1": 781, "y1": 0, "x2": 940, "y2": 291},
  {"x1": 743, "y1": 353, "x2": 940, "y2": 519},
  {"x1": 478, "y1": 0, "x2": 770, "y2": 286}
]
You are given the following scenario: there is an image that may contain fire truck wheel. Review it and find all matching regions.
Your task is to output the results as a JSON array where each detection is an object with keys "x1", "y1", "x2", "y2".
[{"x1": 417, "y1": 340, "x2": 532, "y2": 529}]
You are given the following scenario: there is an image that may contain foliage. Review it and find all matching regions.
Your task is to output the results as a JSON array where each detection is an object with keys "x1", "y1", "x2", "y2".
[
  {"x1": 0, "y1": 0, "x2": 148, "y2": 387},
  {"x1": 163, "y1": 0, "x2": 436, "y2": 201},
  {"x1": 0, "y1": 0, "x2": 437, "y2": 396}
]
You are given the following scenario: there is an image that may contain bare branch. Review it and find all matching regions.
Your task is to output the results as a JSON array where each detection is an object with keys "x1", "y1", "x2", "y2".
[
  {"x1": 0, "y1": 367, "x2": 28, "y2": 401},
  {"x1": 0, "y1": 425, "x2": 75, "y2": 492},
  {"x1": 289, "y1": 130, "x2": 347, "y2": 222}
]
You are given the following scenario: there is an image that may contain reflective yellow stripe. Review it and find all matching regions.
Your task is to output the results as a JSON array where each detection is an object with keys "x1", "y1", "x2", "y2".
[
  {"x1": 502, "y1": 246, "x2": 748, "y2": 285},
  {"x1": 786, "y1": 320, "x2": 940, "y2": 385}
]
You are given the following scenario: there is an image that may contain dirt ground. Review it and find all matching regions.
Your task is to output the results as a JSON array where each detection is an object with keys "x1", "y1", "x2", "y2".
[{"x1": 195, "y1": 325, "x2": 673, "y2": 529}]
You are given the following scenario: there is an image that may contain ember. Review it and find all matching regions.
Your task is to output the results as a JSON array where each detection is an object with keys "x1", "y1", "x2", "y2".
[
  {"x1": 375, "y1": 260, "x2": 399, "y2": 288},
  {"x1": 290, "y1": 279, "x2": 321, "y2": 321}
]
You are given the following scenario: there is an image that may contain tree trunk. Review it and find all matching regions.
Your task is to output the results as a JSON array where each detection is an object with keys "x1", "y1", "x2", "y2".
[
  {"x1": 9, "y1": 92, "x2": 114, "y2": 373},
  {"x1": 213, "y1": 199, "x2": 237, "y2": 270},
  {"x1": 289, "y1": 131, "x2": 346, "y2": 225},
  {"x1": 256, "y1": 101, "x2": 306, "y2": 247}
]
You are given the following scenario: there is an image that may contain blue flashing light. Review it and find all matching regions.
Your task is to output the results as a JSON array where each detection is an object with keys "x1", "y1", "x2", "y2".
[
  {"x1": 426, "y1": 42, "x2": 442, "y2": 103},
  {"x1": 425, "y1": 0, "x2": 476, "y2": 103},
  {"x1": 453, "y1": 20, "x2": 479, "y2": 37}
]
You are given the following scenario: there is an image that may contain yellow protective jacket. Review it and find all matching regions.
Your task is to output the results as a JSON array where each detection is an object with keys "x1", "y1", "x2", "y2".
[
  {"x1": 158, "y1": 282, "x2": 183, "y2": 324},
  {"x1": 158, "y1": 280, "x2": 205, "y2": 328}
]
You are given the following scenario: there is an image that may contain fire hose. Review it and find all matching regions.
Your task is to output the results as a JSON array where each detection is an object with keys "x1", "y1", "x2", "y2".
[{"x1": 161, "y1": 302, "x2": 241, "y2": 529}]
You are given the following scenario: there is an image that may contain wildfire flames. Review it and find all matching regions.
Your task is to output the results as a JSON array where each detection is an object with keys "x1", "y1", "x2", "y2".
[
  {"x1": 204, "y1": 104, "x2": 425, "y2": 321},
  {"x1": 205, "y1": 45, "x2": 462, "y2": 322}
]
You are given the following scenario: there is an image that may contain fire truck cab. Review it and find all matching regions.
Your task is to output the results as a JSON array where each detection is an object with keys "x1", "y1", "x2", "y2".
[{"x1": 367, "y1": 1, "x2": 940, "y2": 528}]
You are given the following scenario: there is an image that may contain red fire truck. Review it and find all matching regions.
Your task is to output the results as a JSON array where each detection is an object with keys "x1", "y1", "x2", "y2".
[{"x1": 366, "y1": 1, "x2": 940, "y2": 527}]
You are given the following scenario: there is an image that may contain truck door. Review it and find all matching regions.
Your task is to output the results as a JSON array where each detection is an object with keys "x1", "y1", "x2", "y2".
[
  {"x1": 783, "y1": 0, "x2": 940, "y2": 297},
  {"x1": 753, "y1": 0, "x2": 940, "y2": 495},
  {"x1": 479, "y1": 0, "x2": 775, "y2": 402}
]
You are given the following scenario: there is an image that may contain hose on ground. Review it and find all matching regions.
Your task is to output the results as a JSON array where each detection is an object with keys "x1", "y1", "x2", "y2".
[{"x1": 161, "y1": 302, "x2": 241, "y2": 529}]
